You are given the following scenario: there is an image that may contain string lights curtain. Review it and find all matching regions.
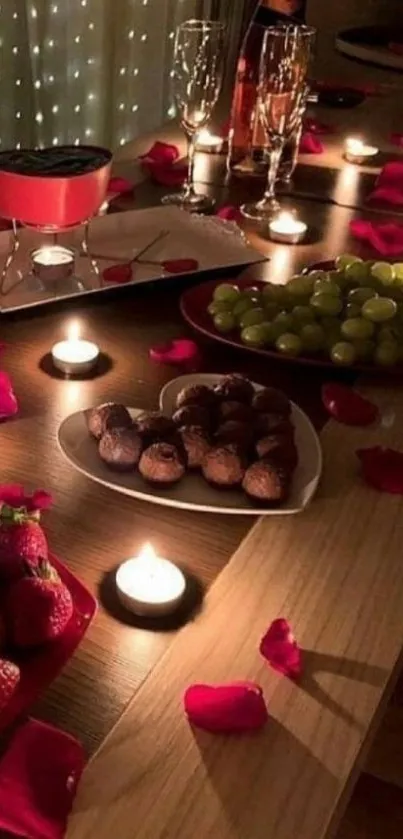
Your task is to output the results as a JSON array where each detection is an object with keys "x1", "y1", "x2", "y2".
[{"x1": 0, "y1": 0, "x2": 218, "y2": 151}]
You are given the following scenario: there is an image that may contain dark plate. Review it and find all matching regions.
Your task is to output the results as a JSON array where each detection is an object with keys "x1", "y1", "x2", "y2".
[{"x1": 180, "y1": 270, "x2": 403, "y2": 375}]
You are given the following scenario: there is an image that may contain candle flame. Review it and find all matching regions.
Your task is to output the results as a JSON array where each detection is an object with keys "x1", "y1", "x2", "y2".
[
  {"x1": 346, "y1": 137, "x2": 364, "y2": 153},
  {"x1": 139, "y1": 542, "x2": 158, "y2": 563},
  {"x1": 67, "y1": 320, "x2": 81, "y2": 343}
]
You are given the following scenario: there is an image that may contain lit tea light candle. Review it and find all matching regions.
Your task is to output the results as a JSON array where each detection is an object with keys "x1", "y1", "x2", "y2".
[
  {"x1": 116, "y1": 543, "x2": 186, "y2": 617},
  {"x1": 268, "y1": 211, "x2": 307, "y2": 244},
  {"x1": 51, "y1": 321, "x2": 100, "y2": 376},
  {"x1": 196, "y1": 128, "x2": 224, "y2": 153},
  {"x1": 344, "y1": 137, "x2": 379, "y2": 164},
  {"x1": 32, "y1": 245, "x2": 75, "y2": 283}
]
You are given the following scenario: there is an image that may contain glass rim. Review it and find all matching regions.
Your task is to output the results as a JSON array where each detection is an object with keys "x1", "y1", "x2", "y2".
[
  {"x1": 178, "y1": 19, "x2": 225, "y2": 32},
  {"x1": 265, "y1": 24, "x2": 316, "y2": 38}
]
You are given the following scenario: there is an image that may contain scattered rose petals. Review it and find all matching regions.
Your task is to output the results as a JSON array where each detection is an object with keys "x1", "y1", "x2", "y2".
[
  {"x1": 357, "y1": 447, "x2": 403, "y2": 494},
  {"x1": 162, "y1": 258, "x2": 199, "y2": 274},
  {"x1": 0, "y1": 372, "x2": 18, "y2": 420},
  {"x1": 0, "y1": 485, "x2": 52, "y2": 512},
  {"x1": 303, "y1": 117, "x2": 334, "y2": 135},
  {"x1": 184, "y1": 682, "x2": 268, "y2": 733},
  {"x1": 349, "y1": 219, "x2": 403, "y2": 257},
  {"x1": 149, "y1": 338, "x2": 200, "y2": 366},
  {"x1": 216, "y1": 205, "x2": 242, "y2": 223},
  {"x1": 139, "y1": 141, "x2": 180, "y2": 167},
  {"x1": 260, "y1": 618, "x2": 302, "y2": 679},
  {"x1": 299, "y1": 132, "x2": 324, "y2": 154},
  {"x1": 103, "y1": 263, "x2": 133, "y2": 284},
  {"x1": 390, "y1": 133, "x2": 403, "y2": 148},
  {"x1": 367, "y1": 161, "x2": 403, "y2": 207},
  {"x1": 322, "y1": 383, "x2": 378, "y2": 426},
  {"x1": 147, "y1": 164, "x2": 187, "y2": 187},
  {"x1": 107, "y1": 176, "x2": 134, "y2": 196}
]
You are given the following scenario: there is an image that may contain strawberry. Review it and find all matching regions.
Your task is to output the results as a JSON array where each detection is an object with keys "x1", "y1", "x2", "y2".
[
  {"x1": 0, "y1": 658, "x2": 20, "y2": 712},
  {"x1": 6, "y1": 559, "x2": 73, "y2": 649},
  {"x1": 0, "y1": 504, "x2": 48, "y2": 581}
]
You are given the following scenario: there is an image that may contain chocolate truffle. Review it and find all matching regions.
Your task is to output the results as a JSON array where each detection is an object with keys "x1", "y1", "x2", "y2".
[
  {"x1": 139, "y1": 442, "x2": 185, "y2": 484},
  {"x1": 256, "y1": 434, "x2": 298, "y2": 471},
  {"x1": 176, "y1": 384, "x2": 216, "y2": 410},
  {"x1": 136, "y1": 411, "x2": 176, "y2": 444},
  {"x1": 202, "y1": 445, "x2": 245, "y2": 487},
  {"x1": 214, "y1": 374, "x2": 255, "y2": 404},
  {"x1": 173, "y1": 405, "x2": 211, "y2": 431},
  {"x1": 215, "y1": 420, "x2": 253, "y2": 449},
  {"x1": 86, "y1": 402, "x2": 132, "y2": 440},
  {"x1": 254, "y1": 413, "x2": 293, "y2": 438},
  {"x1": 179, "y1": 425, "x2": 210, "y2": 469},
  {"x1": 218, "y1": 401, "x2": 255, "y2": 424},
  {"x1": 252, "y1": 387, "x2": 291, "y2": 417},
  {"x1": 99, "y1": 427, "x2": 142, "y2": 471},
  {"x1": 242, "y1": 458, "x2": 289, "y2": 504}
]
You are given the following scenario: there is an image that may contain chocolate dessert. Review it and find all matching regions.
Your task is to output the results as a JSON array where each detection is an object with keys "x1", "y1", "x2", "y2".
[
  {"x1": 139, "y1": 442, "x2": 185, "y2": 484},
  {"x1": 179, "y1": 426, "x2": 211, "y2": 469},
  {"x1": 99, "y1": 427, "x2": 142, "y2": 471},
  {"x1": 202, "y1": 445, "x2": 245, "y2": 487},
  {"x1": 214, "y1": 374, "x2": 255, "y2": 404},
  {"x1": 252, "y1": 388, "x2": 291, "y2": 417},
  {"x1": 176, "y1": 384, "x2": 217, "y2": 411},
  {"x1": 86, "y1": 403, "x2": 132, "y2": 440},
  {"x1": 242, "y1": 459, "x2": 289, "y2": 504}
]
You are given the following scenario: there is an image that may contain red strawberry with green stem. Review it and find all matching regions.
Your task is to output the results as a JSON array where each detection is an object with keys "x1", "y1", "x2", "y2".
[
  {"x1": 6, "y1": 559, "x2": 73, "y2": 649},
  {"x1": 0, "y1": 504, "x2": 48, "y2": 581},
  {"x1": 0, "y1": 658, "x2": 20, "y2": 712}
]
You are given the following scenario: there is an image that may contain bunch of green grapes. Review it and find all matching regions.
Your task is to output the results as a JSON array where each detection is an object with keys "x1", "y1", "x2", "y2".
[{"x1": 207, "y1": 254, "x2": 403, "y2": 366}]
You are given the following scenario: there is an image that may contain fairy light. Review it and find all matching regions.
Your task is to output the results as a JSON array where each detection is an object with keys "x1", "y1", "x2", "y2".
[{"x1": 52, "y1": 105, "x2": 59, "y2": 113}]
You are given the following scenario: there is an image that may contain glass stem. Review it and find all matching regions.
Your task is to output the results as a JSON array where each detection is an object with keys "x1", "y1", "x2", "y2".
[
  {"x1": 263, "y1": 137, "x2": 284, "y2": 203},
  {"x1": 184, "y1": 132, "x2": 196, "y2": 198}
]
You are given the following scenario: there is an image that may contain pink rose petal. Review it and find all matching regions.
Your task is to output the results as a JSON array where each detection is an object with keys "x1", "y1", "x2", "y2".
[
  {"x1": 303, "y1": 117, "x2": 334, "y2": 135},
  {"x1": 107, "y1": 177, "x2": 134, "y2": 196},
  {"x1": 184, "y1": 682, "x2": 268, "y2": 733},
  {"x1": 139, "y1": 141, "x2": 180, "y2": 167},
  {"x1": 260, "y1": 618, "x2": 302, "y2": 679},
  {"x1": 0, "y1": 485, "x2": 52, "y2": 512},
  {"x1": 216, "y1": 205, "x2": 242, "y2": 223},
  {"x1": 162, "y1": 258, "x2": 199, "y2": 274},
  {"x1": 367, "y1": 161, "x2": 403, "y2": 207},
  {"x1": 0, "y1": 372, "x2": 18, "y2": 420},
  {"x1": 357, "y1": 447, "x2": 403, "y2": 494},
  {"x1": 350, "y1": 219, "x2": 403, "y2": 256},
  {"x1": 149, "y1": 339, "x2": 200, "y2": 365},
  {"x1": 103, "y1": 262, "x2": 133, "y2": 284},
  {"x1": 299, "y1": 132, "x2": 324, "y2": 154}
]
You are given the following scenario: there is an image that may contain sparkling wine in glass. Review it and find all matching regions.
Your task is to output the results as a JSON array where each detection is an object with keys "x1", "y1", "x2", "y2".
[
  {"x1": 241, "y1": 25, "x2": 315, "y2": 221},
  {"x1": 162, "y1": 19, "x2": 225, "y2": 212}
]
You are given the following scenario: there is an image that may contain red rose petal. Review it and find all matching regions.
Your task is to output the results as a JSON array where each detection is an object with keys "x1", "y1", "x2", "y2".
[
  {"x1": 0, "y1": 485, "x2": 52, "y2": 512},
  {"x1": 184, "y1": 682, "x2": 268, "y2": 733},
  {"x1": 139, "y1": 141, "x2": 180, "y2": 167},
  {"x1": 303, "y1": 117, "x2": 335, "y2": 135},
  {"x1": 390, "y1": 133, "x2": 403, "y2": 148},
  {"x1": 299, "y1": 132, "x2": 324, "y2": 154},
  {"x1": 107, "y1": 177, "x2": 134, "y2": 196},
  {"x1": 216, "y1": 205, "x2": 242, "y2": 223},
  {"x1": 357, "y1": 447, "x2": 403, "y2": 494},
  {"x1": 103, "y1": 263, "x2": 133, "y2": 284},
  {"x1": 0, "y1": 372, "x2": 18, "y2": 420},
  {"x1": 260, "y1": 618, "x2": 302, "y2": 679},
  {"x1": 149, "y1": 339, "x2": 200, "y2": 365},
  {"x1": 162, "y1": 258, "x2": 199, "y2": 274},
  {"x1": 322, "y1": 383, "x2": 378, "y2": 426}
]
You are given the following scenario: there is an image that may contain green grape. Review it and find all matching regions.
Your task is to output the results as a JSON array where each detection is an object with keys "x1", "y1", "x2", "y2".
[
  {"x1": 329, "y1": 269, "x2": 348, "y2": 289},
  {"x1": 341, "y1": 317, "x2": 374, "y2": 340},
  {"x1": 263, "y1": 300, "x2": 281, "y2": 321},
  {"x1": 321, "y1": 316, "x2": 342, "y2": 340},
  {"x1": 394, "y1": 263, "x2": 403, "y2": 285},
  {"x1": 239, "y1": 307, "x2": 266, "y2": 328},
  {"x1": 314, "y1": 278, "x2": 341, "y2": 296},
  {"x1": 348, "y1": 287, "x2": 378, "y2": 305},
  {"x1": 377, "y1": 325, "x2": 397, "y2": 343},
  {"x1": 310, "y1": 292, "x2": 343, "y2": 316},
  {"x1": 374, "y1": 341, "x2": 399, "y2": 366},
  {"x1": 300, "y1": 323, "x2": 326, "y2": 352},
  {"x1": 233, "y1": 296, "x2": 256, "y2": 320},
  {"x1": 345, "y1": 260, "x2": 368, "y2": 285},
  {"x1": 207, "y1": 300, "x2": 233, "y2": 316},
  {"x1": 259, "y1": 322, "x2": 276, "y2": 345},
  {"x1": 330, "y1": 341, "x2": 357, "y2": 366},
  {"x1": 308, "y1": 269, "x2": 329, "y2": 281},
  {"x1": 371, "y1": 262, "x2": 395, "y2": 286},
  {"x1": 292, "y1": 304, "x2": 315, "y2": 326},
  {"x1": 262, "y1": 283, "x2": 288, "y2": 305},
  {"x1": 213, "y1": 283, "x2": 241, "y2": 304},
  {"x1": 273, "y1": 312, "x2": 294, "y2": 332},
  {"x1": 243, "y1": 286, "x2": 262, "y2": 304},
  {"x1": 275, "y1": 333, "x2": 302, "y2": 357},
  {"x1": 345, "y1": 302, "x2": 362, "y2": 319},
  {"x1": 362, "y1": 297, "x2": 397, "y2": 323},
  {"x1": 286, "y1": 275, "x2": 313, "y2": 298},
  {"x1": 354, "y1": 339, "x2": 375, "y2": 362},
  {"x1": 240, "y1": 325, "x2": 266, "y2": 347},
  {"x1": 213, "y1": 312, "x2": 236, "y2": 333},
  {"x1": 335, "y1": 253, "x2": 361, "y2": 271}
]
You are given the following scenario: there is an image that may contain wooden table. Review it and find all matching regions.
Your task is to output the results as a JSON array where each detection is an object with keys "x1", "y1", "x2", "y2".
[{"x1": 2, "y1": 94, "x2": 403, "y2": 839}]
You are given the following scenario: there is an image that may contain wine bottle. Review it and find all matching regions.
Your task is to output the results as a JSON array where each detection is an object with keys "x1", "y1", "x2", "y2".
[{"x1": 227, "y1": 0, "x2": 306, "y2": 177}]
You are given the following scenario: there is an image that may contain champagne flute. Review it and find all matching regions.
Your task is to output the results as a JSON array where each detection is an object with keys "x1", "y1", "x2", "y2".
[
  {"x1": 162, "y1": 19, "x2": 225, "y2": 212},
  {"x1": 241, "y1": 25, "x2": 315, "y2": 221}
]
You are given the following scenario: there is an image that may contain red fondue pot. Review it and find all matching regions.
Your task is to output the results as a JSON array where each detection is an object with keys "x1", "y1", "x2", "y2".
[{"x1": 0, "y1": 145, "x2": 112, "y2": 229}]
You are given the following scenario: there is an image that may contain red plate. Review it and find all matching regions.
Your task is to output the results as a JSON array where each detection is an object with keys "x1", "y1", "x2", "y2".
[
  {"x1": 180, "y1": 272, "x2": 403, "y2": 375},
  {"x1": 0, "y1": 553, "x2": 96, "y2": 733}
]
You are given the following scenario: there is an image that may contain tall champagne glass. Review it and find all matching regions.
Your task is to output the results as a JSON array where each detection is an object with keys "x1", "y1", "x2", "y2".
[
  {"x1": 241, "y1": 25, "x2": 315, "y2": 221},
  {"x1": 162, "y1": 19, "x2": 225, "y2": 212}
]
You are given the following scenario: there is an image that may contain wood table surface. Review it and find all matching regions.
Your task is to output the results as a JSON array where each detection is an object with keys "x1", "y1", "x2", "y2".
[{"x1": 2, "y1": 93, "x2": 403, "y2": 838}]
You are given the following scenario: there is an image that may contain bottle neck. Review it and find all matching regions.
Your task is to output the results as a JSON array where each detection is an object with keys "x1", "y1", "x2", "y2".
[{"x1": 255, "y1": 1, "x2": 305, "y2": 27}]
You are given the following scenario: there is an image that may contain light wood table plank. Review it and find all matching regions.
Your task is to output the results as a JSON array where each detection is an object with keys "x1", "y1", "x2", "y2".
[{"x1": 68, "y1": 385, "x2": 403, "y2": 839}]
